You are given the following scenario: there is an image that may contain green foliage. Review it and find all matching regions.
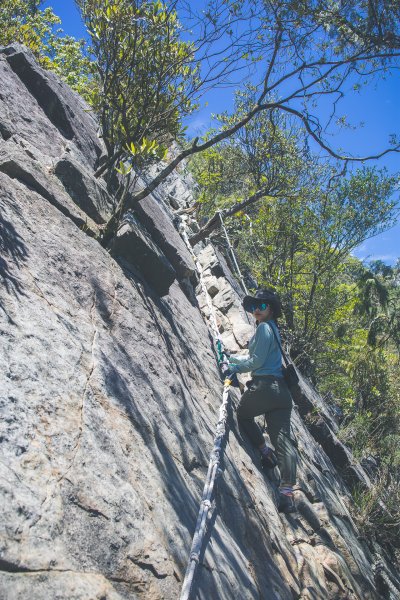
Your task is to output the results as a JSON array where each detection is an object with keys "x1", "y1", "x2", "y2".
[
  {"x1": 78, "y1": 0, "x2": 199, "y2": 164},
  {"x1": 45, "y1": 35, "x2": 96, "y2": 101},
  {"x1": 190, "y1": 92, "x2": 400, "y2": 518},
  {"x1": 338, "y1": 346, "x2": 399, "y2": 452},
  {"x1": 189, "y1": 91, "x2": 398, "y2": 376},
  {"x1": 189, "y1": 143, "x2": 252, "y2": 215},
  {"x1": 354, "y1": 262, "x2": 400, "y2": 351},
  {"x1": 0, "y1": 0, "x2": 95, "y2": 100},
  {"x1": 87, "y1": 0, "x2": 400, "y2": 243},
  {"x1": 0, "y1": 1, "x2": 44, "y2": 49},
  {"x1": 190, "y1": 92, "x2": 312, "y2": 222}
]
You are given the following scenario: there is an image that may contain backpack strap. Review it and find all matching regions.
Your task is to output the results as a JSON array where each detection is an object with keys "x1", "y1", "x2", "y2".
[{"x1": 266, "y1": 322, "x2": 290, "y2": 367}]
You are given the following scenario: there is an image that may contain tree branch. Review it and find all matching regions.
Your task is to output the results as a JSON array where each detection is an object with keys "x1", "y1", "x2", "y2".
[
  {"x1": 278, "y1": 104, "x2": 400, "y2": 162},
  {"x1": 188, "y1": 185, "x2": 277, "y2": 247}
]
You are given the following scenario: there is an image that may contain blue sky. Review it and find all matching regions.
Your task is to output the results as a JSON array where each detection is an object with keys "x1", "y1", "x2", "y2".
[{"x1": 43, "y1": 0, "x2": 400, "y2": 265}]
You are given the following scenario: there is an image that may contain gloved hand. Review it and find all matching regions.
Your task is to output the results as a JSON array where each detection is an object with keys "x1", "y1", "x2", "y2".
[
  {"x1": 219, "y1": 358, "x2": 237, "y2": 385},
  {"x1": 225, "y1": 371, "x2": 239, "y2": 387},
  {"x1": 220, "y1": 363, "x2": 239, "y2": 387}
]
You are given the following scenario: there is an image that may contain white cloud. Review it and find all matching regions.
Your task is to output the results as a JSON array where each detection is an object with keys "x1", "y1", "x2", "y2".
[
  {"x1": 185, "y1": 118, "x2": 209, "y2": 135},
  {"x1": 351, "y1": 249, "x2": 397, "y2": 264},
  {"x1": 368, "y1": 254, "x2": 396, "y2": 262},
  {"x1": 354, "y1": 244, "x2": 368, "y2": 254}
]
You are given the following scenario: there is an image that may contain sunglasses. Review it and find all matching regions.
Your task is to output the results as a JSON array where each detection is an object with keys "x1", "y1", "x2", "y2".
[{"x1": 250, "y1": 302, "x2": 268, "y2": 312}]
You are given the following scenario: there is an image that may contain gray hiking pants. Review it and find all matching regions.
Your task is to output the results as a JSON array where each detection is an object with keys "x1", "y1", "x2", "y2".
[{"x1": 236, "y1": 376, "x2": 297, "y2": 486}]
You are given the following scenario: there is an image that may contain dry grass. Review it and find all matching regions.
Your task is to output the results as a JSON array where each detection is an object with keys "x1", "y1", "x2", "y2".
[{"x1": 351, "y1": 468, "x2": 400, "y2": 551}]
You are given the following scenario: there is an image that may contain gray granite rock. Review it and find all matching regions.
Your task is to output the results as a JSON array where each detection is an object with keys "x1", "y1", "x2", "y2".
[
  {"x1": 144, "y1": 153, "x2": 196, "y2": 212},
  {"x1": 1, "y1": 44, "x2": 104, "y2": 168},
  {"x1": 0, "y1": 55, "x2": 65, "y2": 157},
  {"x1": 212, "y1": 278, "x2": 236, "y2": 314},
  {"x1": 0, "y1": 171, "x2": 290, "y2": 599},
  {"x1": 112, "y1": 214, "x2": 176, "y2": 296},
  {"x1": 1, "y1": 45, "x2": 399, "y2": 600},
  {"x1": 0, "y1": 572, "x2": 124, "y2": 600},
  {"x1": 54, "y1": 155, "x2": 115, "y2": 223},
  {"x1": 0, "y1": 137, "x2": 98, "y2": 233},
  {"x1": 198, "y1": 245, "x2": 245, "y2": 298},
  {"x1": 202, "y1": 272, "x2": 220, "y2": 298},
  {"x1": 198, "y1": 244, "x2": 222, "y2": 276},
  {"x1": 133, "y1": 188, "x2": 195, "y2": 280},
  {"x1": 197, "y1": 246, "x2": 252, "y2": 353}
]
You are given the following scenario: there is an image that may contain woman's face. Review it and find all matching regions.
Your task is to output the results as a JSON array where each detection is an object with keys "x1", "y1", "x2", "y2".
[{"x1": 252, "y1": 303, "x2": 273, "y2": 322}]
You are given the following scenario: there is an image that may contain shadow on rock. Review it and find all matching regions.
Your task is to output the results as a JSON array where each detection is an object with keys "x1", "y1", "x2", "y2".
[{"x1": 0, "y1": 198, "x2": 28, "y2": 319}]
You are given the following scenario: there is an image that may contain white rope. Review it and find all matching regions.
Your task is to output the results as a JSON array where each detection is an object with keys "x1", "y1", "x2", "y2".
[
  {"x1": 178, "y1": 216, "x2": 232, "y2": 600},
  {"x1": 218, "y1": 211, "x2": 249, "y2": 296},
  {"x1": 179, "y1": 218, "x2": 221, "y2": 342},
  {"x1": 217, "y1": 212, "x2": 252, "y2": 326},
  {"x1": 180, "y1": 382, "x2": 231, "y2": 600},
  {"x1": 373, "y1": 554, "x2": 400, "y2": 599}
]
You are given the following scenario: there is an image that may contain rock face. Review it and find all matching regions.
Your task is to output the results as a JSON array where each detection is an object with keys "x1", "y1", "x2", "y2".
[
  {"x1": 112, "y1": 214, "x2": 176, "y2": 296},
  {"x1": 133, "y1": 184, "x2": 195, "y2": 280},
  {"x1": 1, "y1": 46, "x2": 399, "y2": 600},
  {"x1": 2, "y1": 44, "x2": 103, "y2": 168},
  {"x1": 54, "y1": 155, "x2": 114, "y2": 224}
]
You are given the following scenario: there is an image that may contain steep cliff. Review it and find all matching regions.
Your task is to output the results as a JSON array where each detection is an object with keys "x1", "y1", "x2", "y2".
[{"x1": 0, "y1": 45, "x2": 399, "y2": 600}]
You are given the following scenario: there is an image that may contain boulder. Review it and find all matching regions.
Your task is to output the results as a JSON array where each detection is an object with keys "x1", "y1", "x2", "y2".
[
  {"x1": 306, "y1": 415, "x2": 371, "y2": 489},
  {"x1": 133, "y1": 190, "x2": 195, "y2": 279},
  {"x1": 212, "y1": 278, "x2": 236, "y2": 314},
  {"x1": 226, "y1": 307, "x2": 253, "y2": 348},
  {"x1": 112, "y1": 214, "x2": 176, "y2": 296},
  {"x1": 198, "y1": 245, "x2": 245, "y2": 297},
  {"x1": 1, "y1": 44, "x2": 104, "y2": 168},
  {"x1": 54, "y1": 155, "x2": 115, "y2": 223},
  {"x1": 0, "y1": 137, "x2": 97, "y2": 234},
  {"x1": 144, "y1": 152, "x2": 196, "y2": 211},
  {"x1": 198, "y1": 244, "x2": 223, "y2": 277},
  {"x1": 306, "y1": 415, "x2": 352, "y2": 469},
  {"x1": 203, "y1": 273, "x2": 220, "y2": 298}
]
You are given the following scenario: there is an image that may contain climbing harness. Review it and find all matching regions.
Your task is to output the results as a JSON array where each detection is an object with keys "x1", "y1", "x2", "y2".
[{"x1": 178, "y1": 216, "x2": 233, "y2": 599}]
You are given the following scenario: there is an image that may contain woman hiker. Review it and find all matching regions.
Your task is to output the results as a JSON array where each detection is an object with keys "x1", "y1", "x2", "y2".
[{"x1": 227, "y1": 289, "x2": 297, "y2": 514}]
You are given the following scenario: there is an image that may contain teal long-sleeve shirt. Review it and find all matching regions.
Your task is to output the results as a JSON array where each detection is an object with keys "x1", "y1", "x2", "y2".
[{"x1": 228, "y1": 321, "x2": 283, "y2": 378}]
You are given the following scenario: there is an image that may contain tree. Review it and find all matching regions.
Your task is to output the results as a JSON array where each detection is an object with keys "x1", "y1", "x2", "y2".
[
  {"x1": 314, "y1": 258, "x2": 400, "y2": 469},
  {"x1": 77, "y1": 0, "x2": 200, "y2": 166},
  {"x1": 0, "y1": 0, "x2": 95, "y2": 99},
  {"x1": 240, "y1": 168, "x2": 397, "y2": 366},
  {"x1": 0, "y1": 0, "x2": 41, "y2": 46},
  {"x1": 355, "y1": 262, "x2": 400, "y2": 351},
  {"x1": 189, "y1": 89, "x2": 320, "y2": 245},
  {"x1": 84, "y1": 0, "x2": 400, "y2": 244},
  {"x1": 189, "y1": 101, "x2": 399, "y2": 374}
]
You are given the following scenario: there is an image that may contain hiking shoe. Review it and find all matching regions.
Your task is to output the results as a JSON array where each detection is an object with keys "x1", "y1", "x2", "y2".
[
  {"x1": 278, "y1": 492, "x2": 296, "y2": 514},
  {"x1": 260, "y1": 447, "x2": 278, "y2": 470}
]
